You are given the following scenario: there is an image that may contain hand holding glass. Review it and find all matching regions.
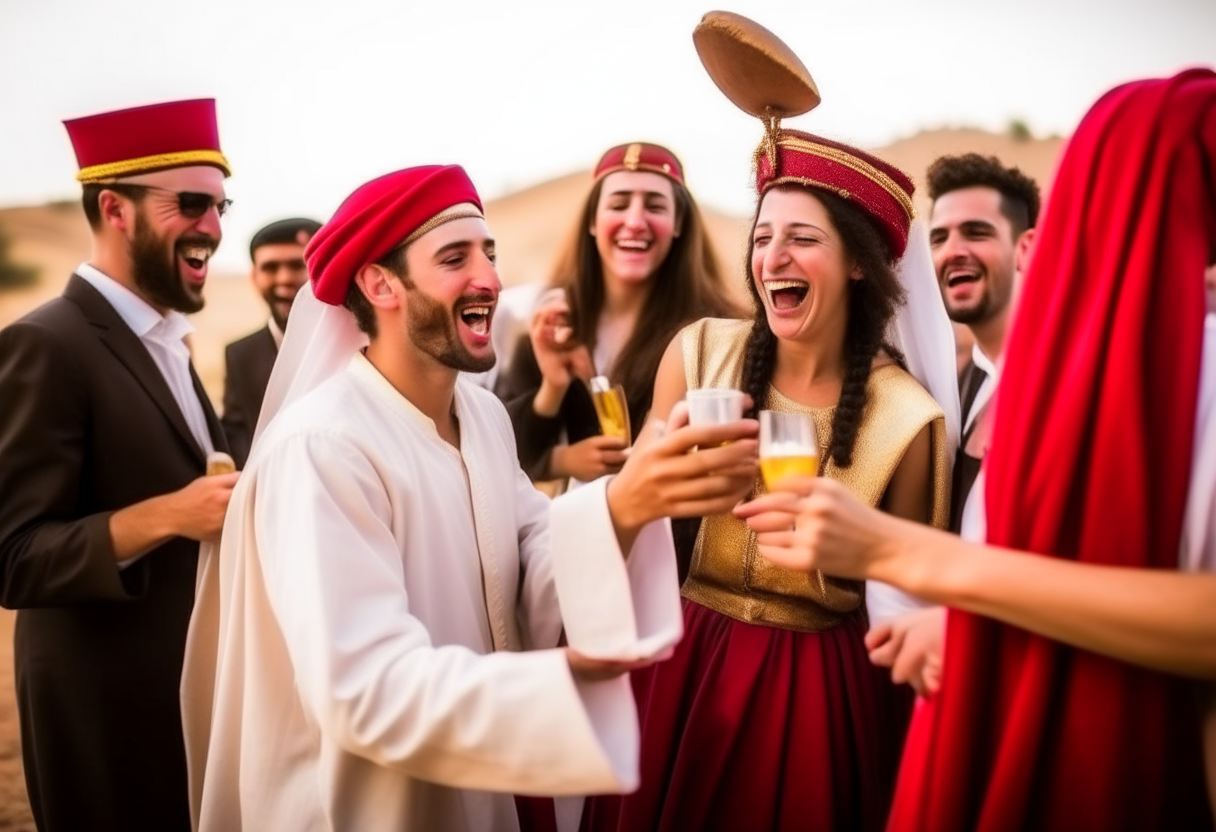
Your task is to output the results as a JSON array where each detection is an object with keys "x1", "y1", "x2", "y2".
[{"x1": 759, "y1": 410, "x2": 820, "y2": 490}]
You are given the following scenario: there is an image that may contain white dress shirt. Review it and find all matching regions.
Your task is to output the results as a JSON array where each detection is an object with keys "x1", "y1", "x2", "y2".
[
  {"x1": 965, "y1": 341, "x2": 1000, "y2": 436},
  {"x1": 77, "y1": 263, "x2": 214, "y2": 456},
  {"x1": 267, "y1": 315, "x2": 284, "y2": 349}
]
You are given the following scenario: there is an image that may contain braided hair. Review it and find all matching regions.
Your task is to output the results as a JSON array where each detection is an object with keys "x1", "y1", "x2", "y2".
[{"x1": 740, "y1": 187, "x2": 906, "y2": 468}]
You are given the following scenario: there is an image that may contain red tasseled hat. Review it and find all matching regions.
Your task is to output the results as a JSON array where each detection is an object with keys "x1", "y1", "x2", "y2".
[
  {"x1": 64, "y1": 98, "x2": 230, "y2": 183},
  {"x1": 756, "y1": 129, "x2": 915, "y2": 259},
  {"x1": 306, "y1": 165, "x2": 483, "y2": 306},
  {"x1": 594, "y1": 142, "x2": 684, "y2": 185}
]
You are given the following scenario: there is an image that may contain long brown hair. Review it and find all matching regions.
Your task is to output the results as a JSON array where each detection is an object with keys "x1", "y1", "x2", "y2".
[
  {"x1": 739, "y1": 186, "x2": 906, "y2": 467},
  {"x1": 550, "y1": 176, "x2": 742, "y2": 428}
]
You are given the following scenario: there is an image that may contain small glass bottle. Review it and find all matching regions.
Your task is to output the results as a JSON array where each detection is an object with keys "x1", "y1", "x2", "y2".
[{"x1": 589, "y1": 376, "x2": 630, "y2": 442}]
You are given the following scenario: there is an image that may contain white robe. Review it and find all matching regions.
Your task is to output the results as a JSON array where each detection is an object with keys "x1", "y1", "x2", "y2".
[{"x1": 182, "y1": 353, "x2": 676, "y2": 832}]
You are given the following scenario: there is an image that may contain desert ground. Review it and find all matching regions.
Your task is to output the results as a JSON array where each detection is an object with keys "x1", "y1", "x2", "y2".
[{"x1": 0, "y1": 129, "x2": 1060, "y2": 829}]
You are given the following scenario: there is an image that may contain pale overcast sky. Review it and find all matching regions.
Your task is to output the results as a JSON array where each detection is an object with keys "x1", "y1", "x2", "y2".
[{"x1": 2, "y1": 0, "x2": 1214, "y2": 270}]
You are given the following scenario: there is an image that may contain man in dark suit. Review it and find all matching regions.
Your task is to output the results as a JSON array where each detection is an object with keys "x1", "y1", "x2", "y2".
[
  {"x1": 865, "y1": 155, "x2": 1041, "y2": 699},
  {"x1": 925, "y1": 153, "x2": 1040, "y2": 528},
  {"x1": 0, "y1": 99, "x2": 238, "y2": 832},
  {"x1": 221, "y1": 217, "x2": 320, "y2": 466}
]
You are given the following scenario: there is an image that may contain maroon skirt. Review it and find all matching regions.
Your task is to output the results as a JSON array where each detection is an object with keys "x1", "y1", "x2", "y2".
[{"x1": 580, "y1": 598, "x2": 912, "y2": 832}]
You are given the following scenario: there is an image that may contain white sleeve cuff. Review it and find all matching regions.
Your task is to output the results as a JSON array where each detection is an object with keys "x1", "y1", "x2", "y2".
[{"x1": 548, "y1": 477, "x2": 683, "y2": 661}]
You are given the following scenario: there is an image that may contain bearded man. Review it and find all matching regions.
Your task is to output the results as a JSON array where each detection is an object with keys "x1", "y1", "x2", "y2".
[
  {"x1": 0, "y1": 99, "x2": 237, "y2": 832},
  {"x1": 181, "y1": 165, "x2": 759, "y2": 831}
]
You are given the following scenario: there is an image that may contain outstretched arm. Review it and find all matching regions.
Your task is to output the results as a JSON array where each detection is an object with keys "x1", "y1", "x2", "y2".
[{"x1": 737, "y1": 477, "x2": 1216, "y2": 679}]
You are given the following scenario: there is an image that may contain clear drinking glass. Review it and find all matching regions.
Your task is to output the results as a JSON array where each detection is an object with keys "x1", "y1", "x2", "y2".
[
  {"x1": 685, "y1": 388, "x2": 746, "y2": 448},
  {"x1": 758, "y1": 410, "x2": 820, "y2": 490},
  {"x1": 686, "y1": 388, "x2": 746, "y2": 426}
]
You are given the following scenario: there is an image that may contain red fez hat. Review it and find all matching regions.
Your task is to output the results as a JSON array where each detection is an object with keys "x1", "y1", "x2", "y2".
[
  {"x1": 64, "y1": 98, "x2": 230, "y2": 183},
  {"x1": 594, "y1": 142, "x2": 684, "y2": 185},
  {"x1": 756, "y1": 129, "x2": 915, "y2": 259},
  {"x1": 306, "y1": 165, "x2": 484, "y2": 306}
]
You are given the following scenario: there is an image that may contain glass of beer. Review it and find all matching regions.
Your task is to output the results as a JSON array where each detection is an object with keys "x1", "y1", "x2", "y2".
[
  {"x1": 589, "y1": 376, "x2": 630, "y2": 442},
  {"x1": 759, "y1": 410, "x2": 819, "y2": 490}
]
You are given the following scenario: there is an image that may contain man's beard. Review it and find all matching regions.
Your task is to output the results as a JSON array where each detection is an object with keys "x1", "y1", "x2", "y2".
[
  {"x1": 405, "y1": 284, "x2": 496, "y2": 373},
  {"x1": 129, "y1": 212, "x2": 210, "y2": 314},
  {"x1": 942, "y1": 272, "x2": 1013, "y2": 327}
]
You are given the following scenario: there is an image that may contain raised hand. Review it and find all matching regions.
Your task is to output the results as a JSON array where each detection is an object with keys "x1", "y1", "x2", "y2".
[
  {"x1": 733, "y1": 475, "x2": 900, "y2": 580},
  {"x1": 530, "y1": 291, "x2": 594, "y2": 387},
  {"x1": 607, "y1": 411, "x2": 759, "y2": 531}
]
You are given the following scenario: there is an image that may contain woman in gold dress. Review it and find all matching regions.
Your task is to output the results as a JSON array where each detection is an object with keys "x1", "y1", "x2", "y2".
[{"x1": 582, "y1": 127, "x2": 954, "y2": 832}]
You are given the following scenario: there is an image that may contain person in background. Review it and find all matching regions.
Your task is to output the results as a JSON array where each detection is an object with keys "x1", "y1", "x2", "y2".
[
  {"x1": 865, "y1": 155, "x2": 1039, "y2": 697},
  {"x1": 221, "y1": 217, "x2": 321, "y2": 466},
  {"x1": 0, "y1": 99, "x2": 236, "y2": 832},
  {"x1": 497, "y1": 142, "x2": 741, "y2": 488}
]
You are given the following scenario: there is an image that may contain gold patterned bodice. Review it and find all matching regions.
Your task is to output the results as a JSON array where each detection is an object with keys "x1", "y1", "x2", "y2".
[{"x1": 679, "y1": 318, "x2": 951, "y2": 633}]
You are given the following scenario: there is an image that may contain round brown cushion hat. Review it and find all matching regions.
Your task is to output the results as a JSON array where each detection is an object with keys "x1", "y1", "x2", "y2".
[{"x1": 692, "y1": 11, "x2": 820, "y2": 120}]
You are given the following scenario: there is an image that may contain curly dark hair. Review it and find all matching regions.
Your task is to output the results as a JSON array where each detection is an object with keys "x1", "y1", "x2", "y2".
[
  {"x1": 926, "y1": 153, "x2": 1041, "y2": 237},
  {"x1": 740, "y1": 186, "x2": 906, "y2": 468}
]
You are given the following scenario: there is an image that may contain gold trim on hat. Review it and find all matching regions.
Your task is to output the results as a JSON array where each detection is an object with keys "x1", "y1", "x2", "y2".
[
  {"x1": 76, "y1": 149, "x2": 232, "y2": 182},
  {"x1": 771, "y1": 136, "x2": 914, "y2": 218},
  {"x1": 622, "y1": 143, "x2": 642, "y2": 171},
  {"x1": 401, "y1": 204, "x2": 485, "y2": 247}
]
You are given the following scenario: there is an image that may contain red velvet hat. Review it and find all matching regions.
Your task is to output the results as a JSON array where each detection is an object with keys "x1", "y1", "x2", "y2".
[
  {"x1": 306, "y1": 165, "x2": 484, "y2": 306},
  {"x1": 594, "y1": 142, "x2": 684, "y2": 185},
  {"x1": 756, "y1": 129, "x2": 915, "y2": 259},
  {"x1": 64, "y1": 98, "x2": 230, "y2": 183}
]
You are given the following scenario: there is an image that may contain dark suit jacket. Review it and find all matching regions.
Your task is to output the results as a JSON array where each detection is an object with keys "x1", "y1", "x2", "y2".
[
  {"x1": 220, "y1": 325, "x2": 276, "y2": 468},
  {"x1": 950, "y1": 358, "x2": 989, "y2": 533},
  {"x1": 0, "y1": 274, "x2": 226, "y2": 832}
]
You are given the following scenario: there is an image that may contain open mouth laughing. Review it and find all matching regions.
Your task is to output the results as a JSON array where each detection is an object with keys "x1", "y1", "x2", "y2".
[
  {"x1": 179, "y1": 244, "x2": 212, "y2": 272},
  {"x1": 615, "y1": 237, "x2": 652, "y2": 253},
  {"x1": 458, "y1": 302, "x2": 494, "y2": 338},
  {"x1": 764, "y1": 277, "x2": 810, "y2": 310},
  {"x1": 945, "y1": 267, "x2": 981, "y2": 289}
]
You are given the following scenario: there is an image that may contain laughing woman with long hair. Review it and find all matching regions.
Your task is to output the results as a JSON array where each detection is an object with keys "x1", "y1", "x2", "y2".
[
  {"x1": 497, "y1": 143, "x2": 740, "y2": 490},
  {"x1": 582, "y1": 129, "x2": 956, "y2": 832}
]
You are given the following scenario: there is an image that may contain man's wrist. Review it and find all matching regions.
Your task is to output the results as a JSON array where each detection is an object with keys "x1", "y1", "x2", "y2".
[{"x1": 605, "y1": 474, "x2": 646, "y2": 534}]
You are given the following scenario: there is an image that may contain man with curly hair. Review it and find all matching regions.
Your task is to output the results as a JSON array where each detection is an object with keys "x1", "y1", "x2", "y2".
[
  {"x1": 927, "y1": 153, "x2": 1039, "y2": 526},
  {"x1": 864, "y1": 154, "x2": 1039, "y2": 698}
]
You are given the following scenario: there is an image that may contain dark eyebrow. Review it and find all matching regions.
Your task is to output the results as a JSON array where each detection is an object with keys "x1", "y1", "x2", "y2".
[
  {"x1": 433, "y1": 238, "x2": 496, "y2": 260},
  {"x1": 786, "y1": 222, "x2": 829, "y2": 236},
  {"x1": 959, "y1": 220, "x2": 997, "y2": 233}
]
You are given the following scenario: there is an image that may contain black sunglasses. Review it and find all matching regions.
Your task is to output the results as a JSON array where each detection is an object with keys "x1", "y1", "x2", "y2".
[{"x1": 105, "y1": 183, "x2": 233, "y2": 219}]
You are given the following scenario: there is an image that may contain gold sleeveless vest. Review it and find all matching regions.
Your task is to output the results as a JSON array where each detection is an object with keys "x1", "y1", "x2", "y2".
[{"x1": 679, "y1": 318, "x2": 951, "y2": 633}]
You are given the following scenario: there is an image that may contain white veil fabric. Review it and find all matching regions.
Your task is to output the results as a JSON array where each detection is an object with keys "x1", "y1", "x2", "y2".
[
  {"x1": 250, "y1": 281, "x2": 368, "y2": 452},
  {"x1": 867, "y1": 218, "x2": 962, "y2": 623},
  {"x1": 888, "y1": 218, "x2": 961, "y2": 463}
]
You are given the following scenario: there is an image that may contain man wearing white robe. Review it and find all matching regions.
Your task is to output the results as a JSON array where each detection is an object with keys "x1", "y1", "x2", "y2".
[{"x1": 181, "y1": 165, "x2": 759, "y2": 832}]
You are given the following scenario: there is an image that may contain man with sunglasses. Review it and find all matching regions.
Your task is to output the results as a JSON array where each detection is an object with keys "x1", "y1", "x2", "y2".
[{"x1": 0, "y1": 99, "x2": 235, "y2": 832}]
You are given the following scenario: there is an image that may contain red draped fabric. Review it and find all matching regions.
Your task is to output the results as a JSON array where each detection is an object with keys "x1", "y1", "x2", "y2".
[{"x1": 889, "y1": 69, "x2": 1216, "y2": 832}]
